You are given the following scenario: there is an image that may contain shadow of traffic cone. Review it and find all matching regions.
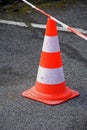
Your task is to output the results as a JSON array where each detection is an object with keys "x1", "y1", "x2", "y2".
[{"x1": 22, "y1": 18, "x2": 79, "y2": 105}]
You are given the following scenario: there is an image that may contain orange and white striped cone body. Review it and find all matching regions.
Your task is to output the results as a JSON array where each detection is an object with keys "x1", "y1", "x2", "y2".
[{"x1": 22, "y1": 18, "x2": 79, "y2": 105}]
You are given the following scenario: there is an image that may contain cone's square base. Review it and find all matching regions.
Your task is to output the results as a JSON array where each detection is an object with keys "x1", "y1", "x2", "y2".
[{"x1": 22, "y1": 86, "x2": 79, "y2": 105}]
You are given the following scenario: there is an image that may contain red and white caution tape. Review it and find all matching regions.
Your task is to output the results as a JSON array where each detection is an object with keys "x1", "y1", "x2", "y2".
[{"x1": 22, "y1": 0, "x2": 87, "y2": 41}]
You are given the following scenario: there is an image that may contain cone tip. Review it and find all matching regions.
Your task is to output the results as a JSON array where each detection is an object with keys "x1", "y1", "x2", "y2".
[{"x1": 45, "y1": 18, "x2": 58, "y2": 36}]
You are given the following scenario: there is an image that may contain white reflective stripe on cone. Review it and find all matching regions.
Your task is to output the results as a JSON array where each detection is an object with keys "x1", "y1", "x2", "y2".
[
  {"x1": 36, "y1": 66, "x2": 65, "y2": 84},
  {"x1": 42, "y1": 36, "x2": 60, "y2": 52}
]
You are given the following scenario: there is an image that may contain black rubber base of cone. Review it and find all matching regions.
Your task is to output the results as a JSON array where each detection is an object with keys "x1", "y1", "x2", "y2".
[{"x1": 22, "y1": 86, "x2": 79, "y2": 105}]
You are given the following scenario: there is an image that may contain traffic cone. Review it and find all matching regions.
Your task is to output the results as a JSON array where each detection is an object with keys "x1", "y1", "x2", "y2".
[{"x1": 22, "y1": 18, "x2": 79, "y2": 105}]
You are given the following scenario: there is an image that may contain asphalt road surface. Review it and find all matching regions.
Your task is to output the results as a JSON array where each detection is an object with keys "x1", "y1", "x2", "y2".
[{"x1": 0, "y1": 0, "x2": 87, "y2": 130}]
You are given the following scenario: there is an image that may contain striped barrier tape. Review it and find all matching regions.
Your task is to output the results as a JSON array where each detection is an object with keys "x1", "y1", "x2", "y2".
[{"x1": 22, "y1": 0, "x2": 87, "y2": 41}]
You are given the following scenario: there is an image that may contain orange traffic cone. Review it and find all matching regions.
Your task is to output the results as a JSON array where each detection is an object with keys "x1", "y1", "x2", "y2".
[{"x1": 22, "y1": 18, "x2": 79, "y2": 105}]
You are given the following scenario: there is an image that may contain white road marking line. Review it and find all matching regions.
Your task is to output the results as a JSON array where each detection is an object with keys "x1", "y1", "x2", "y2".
[
  {"x1": 31, "y1": 23, "x2": 87, "y2": 34},
  {"x1": 0, "y1": 19, "x2": 87, "y2": 35},
  {"x1": 0, "y1": 19, "x2": 28, "y2": 27}
]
